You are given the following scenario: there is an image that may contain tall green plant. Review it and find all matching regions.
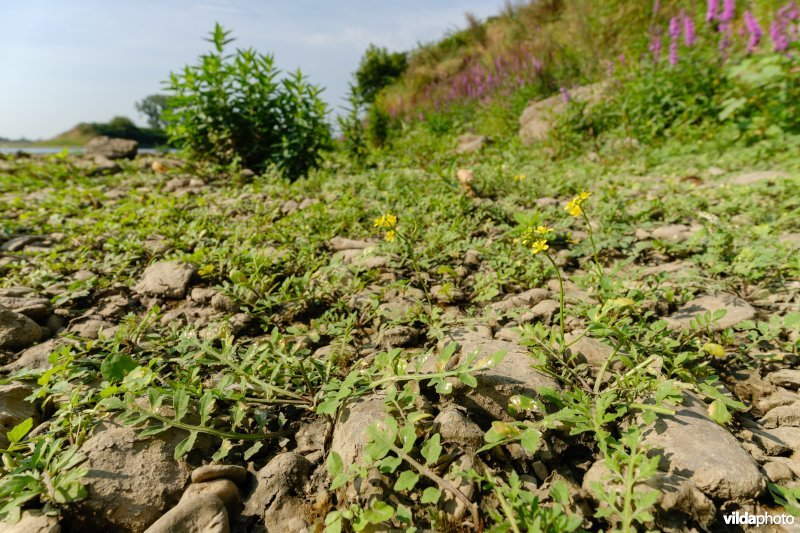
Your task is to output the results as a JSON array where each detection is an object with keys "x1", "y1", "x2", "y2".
[{"x1": 164, "y1": 23, "x2": 331, "y2": 178}]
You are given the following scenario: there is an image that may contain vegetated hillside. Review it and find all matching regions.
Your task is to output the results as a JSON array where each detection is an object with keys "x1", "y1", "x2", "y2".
[
  {"x1": 1, "y1": 1, "x2": 799, "y2": 532},
  {"x1": 47, "y1": 116, "x2": 167, "y2": 147}
]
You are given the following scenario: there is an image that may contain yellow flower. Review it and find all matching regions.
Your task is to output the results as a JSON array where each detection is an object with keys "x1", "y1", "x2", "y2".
[
  {"x1": 565, "y1": 200, "x2": 582, "y2": 217},
  {"x1": 384, "y1": 230, "x2": 396, "y2": 242},
  {"x1": 531, "y1": 239, "x2": 549, "y2": 254},
  {"x1": 578, "y1": 191, "x2": 592, "y2": 200},
  {"x1": 514, "y1": 174, "x2": 526, "y2": 181},
  {"x1": 373, "y1": 213, "x2": 397, "y2": 228},
  {"x1": 535, "y1": 225, "x2": 551, "y2": 234}
]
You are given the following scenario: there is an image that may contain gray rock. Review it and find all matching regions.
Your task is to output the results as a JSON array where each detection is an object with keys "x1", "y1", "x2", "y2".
[
  {"x1": 191, "y1": 464, "x2": 247, "y2": 485},
  {"x1": 445, "y1": 328, "x2": 558, "y2": 420},
  {"x1": 455, "y1": 133, "x2": 490, "y2": 154},
  {"x1": 463, "y1": 249, "x2": 481, "y2": 268},
  {"x1": 519, "y1": 82, "x2": 607, "y2": 144},
  {"x1": 330, "y1": 395, "x2": 386, "y2": 467},
  {"x1": 0, "y1": 382, "x2": 38, "y2": 448},
  {"x1": 666, "y1": 294, "x2": 755, "y2": 331},
  {"x1": 489, "y1": 288, "x2": 550, "y2": 314},
  {"x1": 144, "y1": 494, "x2": 229, "y2": 533},
  {"x1": 564, "y1": 331, "x2": 616, "y2": 368},
  {"x1": 752, "y1": 426, "x2": 800, "y2": 457},
  {"x1": 727, "y1": 170, "x2": 791, "y2": 185},
  {"x1": 0, "y1": 296, "x2": 50, "y2": 322},
  {"x1": 88, "y1": 156, "x2": 121, "y2": 176},
  {"x1": 84, "y1": 136, "x2": 138, "y2": 160},
  {"x1": 3, "y1": 338, "x2": 67, "y2": 372},
  {"x1": 761, "y1": 402, "x2": 800, "y2": 429},
  {"x1": 1, "y1": 235, "x2": 46, "y2": 252},
  {"x1": 328, "y1": 237, "x2": 376, "y2": 252},
  {"x1": 768, "y1": 369, "x2": 800, "y2": 391},
  {"x1": 295, "y1": 417, "x2": 330, "y2": 460},
  {"x1": 520, "y1": 299, "x2": 560, "y2": 325},
  {"x1": 70, "y1": 421, "x2": 192, "y2": 531},
  {"x1": 243, "y1": 452, "x2": 311, "y2": 531},
  {"x1": 0, "y1": 509, "x2": 61, "y2": 533},
  {"x1": 650, "y1": 224, "x2": 699, "y2": 243},
  {"x1": 642, "y1": 393, "x2": 764, "y2": 500},
  {"x1": 762, "y1": 460, "x2": 795, "y2": 484},
  {"x1": 432, "y1": 407, "x2": 484, "y2": 450},
  {"x1": 134, "y1": 261, "x2": 196, "y2": 299},
  {"x1": 181, "y1": 479, "x2": 240, "y2": 512},
  {"x1": 0, "y1": 305, "x2": 43, "y2": 351},
  {"x1": 379, "y1": 325, "x2": 419, "y2": 349},
  {"x1": 67, "y1": 318, "x2": 113, "y2": 339},
  {"x1": 430, "y1": 284, "x2": 465, "y2": 303}
]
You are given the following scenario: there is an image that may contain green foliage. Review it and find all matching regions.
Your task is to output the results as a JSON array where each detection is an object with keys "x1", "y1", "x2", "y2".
[
  {"x1": 135, "y1": 94, "x2": 170, "y2": 129},
  {"x1": 337, "y1": 85, "x2": 369, "y2": 168},
  {"x1": 355, "y1": 45, "x2": 408, "y2": 103},
  {"x1": 164, "y1": 23, "x2": 331, "y2": 178}
]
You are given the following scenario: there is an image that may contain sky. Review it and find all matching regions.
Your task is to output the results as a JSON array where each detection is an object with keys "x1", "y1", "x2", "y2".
[{"x1": 0, "y1": 0, "x2": 503, "y2": 140}]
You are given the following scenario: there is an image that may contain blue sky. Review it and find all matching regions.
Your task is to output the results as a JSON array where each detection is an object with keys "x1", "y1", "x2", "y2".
[{"x1": 0, "y1": 1, "x2": 503, "y2": 139}]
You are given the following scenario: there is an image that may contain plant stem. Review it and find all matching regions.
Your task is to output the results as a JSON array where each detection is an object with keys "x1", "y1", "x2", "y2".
[
  {"x1": 130, "y1": 407, "x2": 291, "y2": 441},
  {"x1": 544, "y1": 252, "x2": 566, "y2": 354}
]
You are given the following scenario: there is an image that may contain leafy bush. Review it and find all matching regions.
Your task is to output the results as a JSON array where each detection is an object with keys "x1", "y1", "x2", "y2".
[
  {"x1": 355, "y1": 45, "x2": 408, "y2": 103},
  {"x1": 164, "y1": 23, "x2": 331, "y2": 178}
]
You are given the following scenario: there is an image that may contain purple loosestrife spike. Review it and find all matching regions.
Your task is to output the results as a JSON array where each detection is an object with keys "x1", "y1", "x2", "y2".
[
  {"x1": 718, "y1": 22, "x2": 732, "y2": 55},
  {"x1": 743, "y1": 11, "x2": 763, "y2": 52},
  {"x1": 560, "y1": 87, "x2": 570, "y2": 103},
  {"x1": 706, "y1": 0, "x2": 719, "y2": 22},
  {"x1": 653, "y1": 0, "x2": 660, "y2": 15},
  {"x1": 683, "y1": 12, "x2": 696, "y2": 46},
  {"x1": 649, "y1": 31, "x2": 662, "y2": 64},
  {"x1": 669, "y1": 16, "x2": 681, "y2": 65},
  {"x1": 720, "y1": 0, "x2": 735, "y2": 22}
]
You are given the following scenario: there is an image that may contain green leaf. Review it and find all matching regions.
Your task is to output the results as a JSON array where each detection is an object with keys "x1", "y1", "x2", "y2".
[
  {"x1": 6, "y1": 417, "x2": 34, "y2": 445},
  {"x1": 708, "y1": 399, "x2": 732, "y2": 425},
  {"x1": 327, "y1": 451, "x2": 344, "y2": 478},
  {"x1": 394, "y1": 470, "x2": 419, "y2": 492},
  {"x1": 421, "y1": 433, "x2": 442, "y2": 466},
  {"x1": 398, "y1": 424, "x2": 416, "y2": 453},
  {"x1": 459, "y1": 373, "x2": 478, "y2": 388},
  {"x1": 100, "y1": 353, "x2": 138, "y2": 383},
  {"x1": 199, "y1": 390, "x2": 215, "y2": 426},
  {"x1": 378, "y1": 455, "x2": 402, "y2": 473},
  {"x1": 243, "y1": 441, "x2": 263, "y2": 460},
  {"x1": 174, "y1": 431, "x2": 198, "y2": 459},
  {"x1": 173, "y1": 388, "x2": 190, "y2": 422},
  {"x1": 365, "y1": 423, "x2": 392, "y2": 461},
  {"x1": 211, "y1": 440, "x2": 233, "y2": 462},
  {"x1": 362, "y1": 500, "x2": 394, "y2": 524},
  {"x1": 421, "y1": 486, "x2": 442, "y2": 504},
  {"x1": 316, "y1": 398, "x2": 339, "y2": 416},
  {"x1": 520, "y1": 428, "x2": 542, "y2": 453}
]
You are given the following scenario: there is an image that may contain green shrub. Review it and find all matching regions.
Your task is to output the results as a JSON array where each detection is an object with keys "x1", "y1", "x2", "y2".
[
  {"x1": 164, "y1": 23, "x2": 331, "y2": 178},
  {"x1": 355, "y1": 45, "x2": 408, "y2": 103}
]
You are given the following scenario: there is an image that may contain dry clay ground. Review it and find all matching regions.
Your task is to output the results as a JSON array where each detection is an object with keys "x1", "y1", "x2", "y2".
[{"x1": 0, "y1": 142, "x2": 799, "y2": 532}]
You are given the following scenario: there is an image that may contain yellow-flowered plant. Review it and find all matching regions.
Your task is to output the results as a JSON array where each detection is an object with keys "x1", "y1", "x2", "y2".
[
  {"x1": 564, "y1": 191, "x2": 592, "y2": 217},
  {"x1": 514, "y1": 174, "x2": 526, "y2": 181},
  {"x1": 373, "y1": 212, "x2": 431, "y2": 310}
]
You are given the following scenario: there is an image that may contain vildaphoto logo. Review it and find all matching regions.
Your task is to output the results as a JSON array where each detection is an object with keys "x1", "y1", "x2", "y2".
[{"x1": 723, "y1": 511, "x2": 796, "y2": 526}]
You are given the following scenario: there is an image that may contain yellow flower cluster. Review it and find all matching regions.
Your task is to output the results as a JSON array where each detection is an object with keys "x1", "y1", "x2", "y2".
[
  {"x1": 373, "y1": 213, "x2": 397, "y2": 228},
  {"x1": 521, "y1": 225, "x2": 552, "y2": 255},
  {"x1": 564, "y1": 191, "x2": 592, "y2": 217},
  {"x1": 513, "y1": 174, "x2": 526, "y2": 181}
]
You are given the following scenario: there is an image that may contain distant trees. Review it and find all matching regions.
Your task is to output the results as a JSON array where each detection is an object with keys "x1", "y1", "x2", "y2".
[
  {"x1": 354, "y1": 45, "x2": 408, "y2": 103},
  {"x1": 135, "y1": 94, "x2": 170, "y2": 129}
]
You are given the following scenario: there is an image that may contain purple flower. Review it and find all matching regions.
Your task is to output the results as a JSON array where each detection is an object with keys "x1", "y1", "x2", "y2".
[
  {"x1": 649, "y1": 31, "x2": 662, "y2": 63},
  {"x1": 706, "y1": 0, "x2": 719, "y2": 22},
  {"x1": 669, "y1": 16, "x2": 681, "y2": 65},
  {"x1": 559, "y1": 87, "x2": 570, "y2": 103},
  {"x1": 771, "y1": 2, "x2": 799, "y2": 52},
  {"x1": 653, "y1": 0, "x2": 660, "y2": 15},
  {"x1": 683, "y1": 13, "x2": 696, "y2": 46},
  {"x1": 718, "y1": 22, "x2": 732, "y2": 55},
  {"x1": 720, "y1": 0, "x2": 735, "y2": 22},
  {"x1": 743, "y1": 11, "x2": 763, "y2": 52}
]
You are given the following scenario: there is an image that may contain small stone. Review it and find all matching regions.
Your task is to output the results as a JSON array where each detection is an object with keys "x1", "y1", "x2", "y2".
[
  {"x1": 727, "y1": 170, "x2": 791, "y2": 185},
  {"x1": 752, "y1": 426, "x2": 800, "y2": 457},
  {"x1": 489, "y1": 288, "x2": 549, "y2": 313},
  {"x1": 430, "y1": 284, "x2": 464, "y2": 303},
  {"x1": 67, "y1": 318, "x2": 113, "y2": 340},
  {"x1": 379, "y1": 325, "x2": 419, "y2": 349},
  {"x1": 328, "y1": 237, "x2": 375, "y2": 251},
  {"x1": 564, "y1": 331, "x2": 615, "y2": 368},
  {"x1": 0, "y1": 383, "x2": 38, "y2": 448},
  {"x1": 0, "y1": 509, "x2": 61, "y2": 533},
  {"x1": 243, "y1": 452, "x2": 312, "y2": 531},
  {"x1": 532, "y1": 461, "x2": 548, "y2": 482},
  {"x1": 330, "y1": 395, "x2": 386, "y2": 467},
  {"x1": 433, "y1": 407, "x2": 484, "y2": 450},
  {"x1": 85, "y1": 136, "x2": 138, "y2": 160},
  {"x1": 144, "y1": 494, "x2": 229, "y2": 533},
  {"x1": 768, "y1": 369, "x2": 800, "y2": 391},
  {"x1": 666, "y1": 294, "x2": 755, "y2": 332},
  {"x1": 762, "y1": 461, "x2": 795, "y2": 484},
  {"x1": 191, "y1": 464, "x2": 247, "y2": 485},
  {"x1": 757, "y1": 389, "x2": 799, "y2": 414},
  {"x1": 210, "y1": 293, "x2": 237, "y2": 313},
  {"x1": 3, "y1": 338, "x2": 67, "y2": 372},
  {"x1": 0, "y1": 296, "x2": 50, "y2": 322},
  {"x1": 464, "y1": 249, "x2": 481, "y2": 267},
  {"x1": 0, "y1": 305, "x2": 43, "y2": 351},
  {"x1": 520, "y1": 299, "x2": 560, "y2": 325},
  {"x1": 134, "y1": 261, "x2": 196, "y2": 299},
  {"x1": 181, "y1": 479, "x2": 240, "y2": 512},
  {"x1": 651, "y1": 224, "x2": 697, "y2": 243},
  {"x1": 761, "y1": 402, "x2": 800, "y2": 429},
  {"x1": 455, "y1": 133, "x2": 490, "y2": 154}
]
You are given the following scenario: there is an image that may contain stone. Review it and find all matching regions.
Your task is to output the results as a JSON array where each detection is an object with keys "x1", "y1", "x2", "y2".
[
  {"x1": 210, "y1": 293, "x2": 237, "y2": 313},
  {"x1": 0, "y1": 296, "x2": 49, "y2": 322},
  {"x1": 379, "y1": 325, "x2": 419, "y2": 349},
  {"x1": 432, "y1": 407, "x2": 485, "y2": 450},
  {"x1": 489, "y1": 288, "x2": 550, "y2": 313},
  {"x1": 243, "y1": 452, "x2": 312, "y2": 531},
  {"x1": 295, "y1": 417, "x2": 330, "y2": 459},
  {"x1": 430, "y1": 284, "x2": 465, "y2": 303},
  {"x1": 727, "y1": 170, "x2": 791, "y2": 186},
  {"x1": 564, "y1": 331, "x2": 615, "y2": 368},
  {"x1": 666, "y1": 294, "x2": 755, "y2": 331},
  {"x1": 84, "y1": 136, "x2": 138, "y2": 160},
  {"x1": 0, "y1": 305, "x2": 43, "y2": 351},
  {"x1": 519, "y1": 82, "x2": 607, "y2": 144},
  {"x1": 441, "y1": 455, "x2": 477, "y2": 520},
  {"x1": 763, "y1": 461, "x2": 795, "y2": 485},
  {"x1": 3, "y1": 338, "x2": 67, "y2": 372},
  {"x1": 181, "y1": 479, "x2": 240, "y2": 512},
  {"x1": 455, "y1": 133, "x2": 490, "y2": 154},
  {"x1": 134, "y1": 261, "x2": 196, "y2": 299},
  {"x1": 67, "y1": 318, "x2": 113, "y2": 339},
  {"x1": 143, "y1": 494, "x2": 229, "y2": 533},
  {"x1": 191, "y1": 464, "x2": 248, "y2": 485},
  {"x1": 0, "y1": 509, "x2": 61, "y2": 533},
  {"x1": 650, "y1": 224, "x2": 698, "y2": 243},
  {"x1": 88, "y1": 156, "x2": 122, "y2": 176},
  {"x1": 330, "y1": 395, "x2": 386, "y2": 467},
  {"x1": 520, "y1": 299, "x2": 560, "y2": 325},
  {"x1": 69, "y1": 421, "x2": 192, "y2": 531},
  {"x1": 1, "y1": 235, "x2": 46, "y2": 252},
  {"x1": 752, "y1": 426, "x2": 800, "y2": 457},
  {"x1": 761, "y1": 402, "x2": 800, "y2": 429},
  {"x1": 328, "y1": 237, "x2": 375, "y2": 252},
  {"x1": 444, "y1": 328, "x2": 559, "y2": 420},
  {"x1": 464, "y1": 249, "x2": 481, "y2": 267},
  {"x1": 757, "y1": 389, "x2": 799, "y2": 414},
  {"x1": 768, "y1": 369, "x2": 800, "y2": 391},
  {"x1": 642, "y1": 393, "x2": 764, "y2": 500},
  {"x1": 0, "y1": 382, "x2": 37, "y2": 448}
]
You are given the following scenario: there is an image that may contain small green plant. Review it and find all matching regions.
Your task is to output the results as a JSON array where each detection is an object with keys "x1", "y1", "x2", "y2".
[{"x1": 164, "y1": 23, "x2": 331, "y2": 178}]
